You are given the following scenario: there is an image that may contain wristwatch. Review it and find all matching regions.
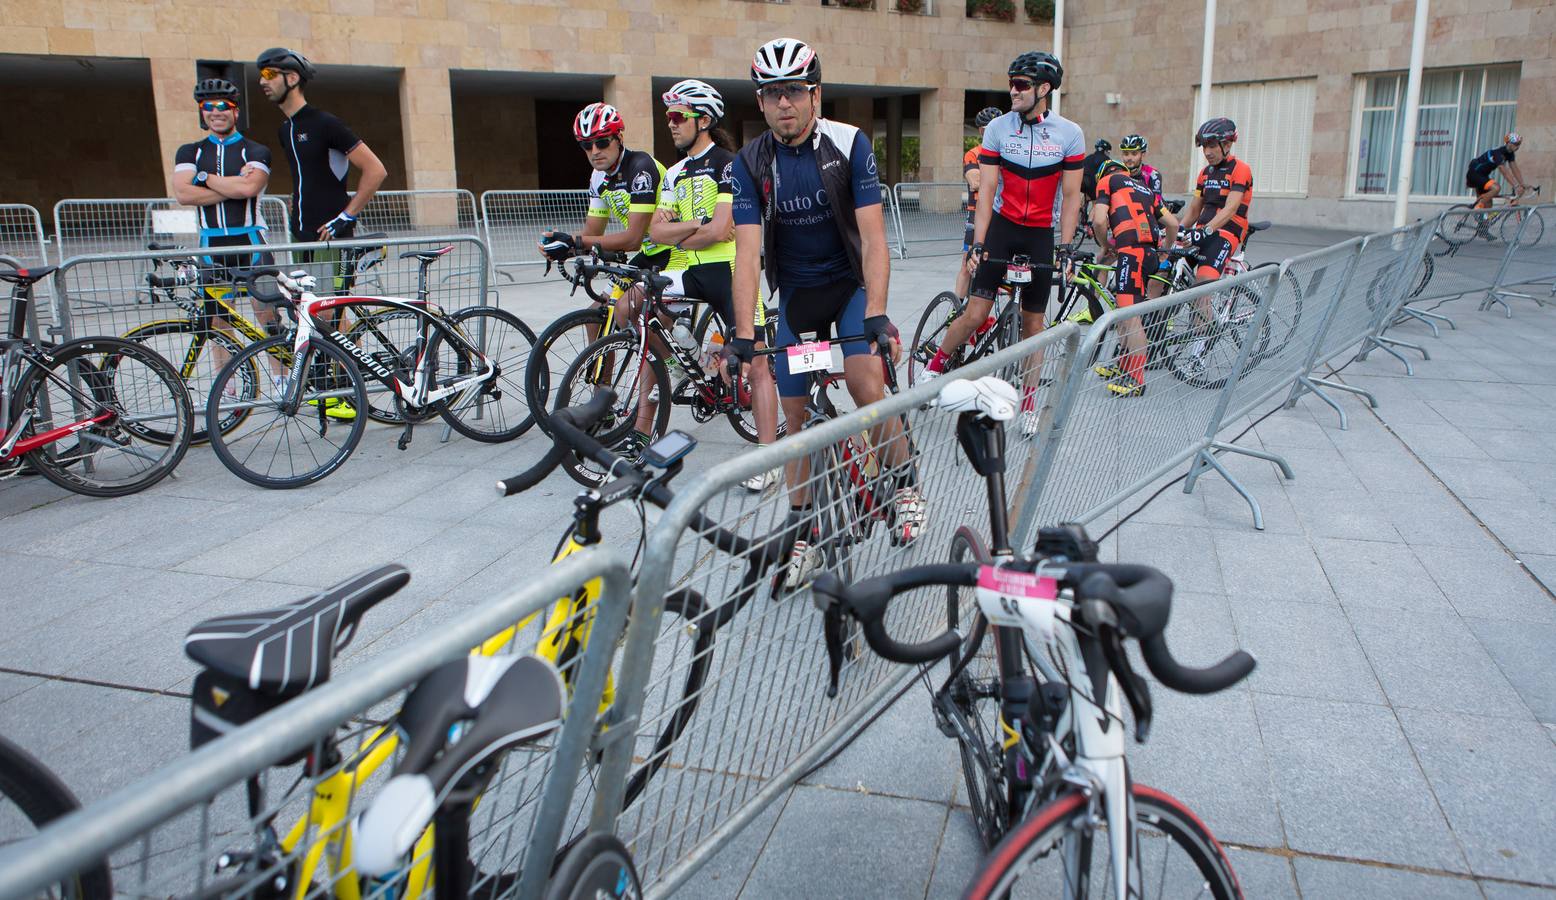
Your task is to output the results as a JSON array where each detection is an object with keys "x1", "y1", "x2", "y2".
[{"x1": 194, "y1": 171, "x2": 209, "y2": 186}]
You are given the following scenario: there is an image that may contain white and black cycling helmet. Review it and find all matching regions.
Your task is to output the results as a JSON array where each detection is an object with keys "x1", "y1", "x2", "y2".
[
  {"x1": 1504, "y1": 131, "x2": 1522, "y2": 147},
  {"x1": 194, "y1": 78, "x2": 240, "y2": 103},
  {"x1": 1120, "y1": 134, "x2": 1147, "y2": 152},
  {"x1": 1008, "y1": 51, "x2": 1063, "y2": 89},
  {"x1": 975, "y1": 107, "x2": 1003, "y2": 128},
  {"x1": 573, "y1": 102, "x2": 625, "y2": 142},
  {"x1": 751, "y1": 38, "x2": 821, "y2": 85},
  {"x1": 662, "y1": 79, "x2": 725, "y2": 124},
  {"x1": 1195, "y1": 117, "x2": 1238, "y2": 147},
  {"x1": 256, "y1": 47, "x2": 316, "y2": 84}
]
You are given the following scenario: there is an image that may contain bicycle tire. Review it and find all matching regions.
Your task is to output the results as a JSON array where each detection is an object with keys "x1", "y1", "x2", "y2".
[
  {"x1": 963, "y1": 783, "x2": 1243, "y2": 900},
  {"x1": 119, "y1": 319, "x2": 253, "y2": 443},
  {"x1": 690, "y1": 306, "x2": 785, "y2": 445},
  {"x1": 542, "y1": 832, "x2": 641, "y2": 900},
  {"x1": 0, "y1": 734, "x2": 113, "y2": 899},
  {"x1": 345, "y1": 309, "x2": 440, "y2": 426},
  {"x1": 1254, "y1": 268, "x2": 1303, "y2": 362},
  {"x1": 1504, "y1": 207, "x2": 1544, "y2": 246},
  {"x1": 1438, "y1": 203, "x2": 1478, "y2": 251},
  {"x1": 1165, "y1": 286, "x2": 1266, "y2": 390},
  {"x1": 430, "y1": 306, "x2": 537, "y2": 442},
  {"x1": 15, "y1": 338, "x2": 193, "y2": 498},
  {"x1": 908, "y1": 291, "x2": 964, "y2": 387},
  {"x1": 552, "y1": 331, "x2": 670, "y2": 487},
  {"x1": 206, "y1": 335, "x2": 368, "y2": 489},
  {"x1": 944, "y1": 526, "x2": 1011, "y2": 850},
  {"x1": 525, "y1": 306, "x2": 611, "y2": 436}
]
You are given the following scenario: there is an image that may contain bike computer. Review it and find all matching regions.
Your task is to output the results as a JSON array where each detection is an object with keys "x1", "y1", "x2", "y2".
[{"x1": 642, "y1": 430, "x2": 697, "y2": 469}]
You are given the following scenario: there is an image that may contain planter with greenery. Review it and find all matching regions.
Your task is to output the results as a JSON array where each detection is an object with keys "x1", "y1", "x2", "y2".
[
  {"x1": 966, "y1": 0, "x2": 1015, "y2": 21},
  {"x1": 1025, "y1": 0, "x2": 1054, "y2": 22}
]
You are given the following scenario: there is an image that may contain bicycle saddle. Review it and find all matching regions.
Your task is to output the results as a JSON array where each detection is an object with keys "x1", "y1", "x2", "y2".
[
  {"x1": 0, "y1": 266, "x2": 56, "y2": 285},
  {"x1": 354, "y1": 654, "x2": 565, "y2": 877},
  {"x1": 184, "y1": 564, "x2": 410, "y2": 695},
  {"x1": 934, "y1": 376, "x2": 1018, "y2": 422},
  {"x1": 399, "y1": 246, "x2": 453, "y2": 263},
  {"x1": 1247, "y1": 221, "x2": 1271, "y2": 234},
  {"x1": 147, "y1": 242, "x2": 180, "y2": 251}
]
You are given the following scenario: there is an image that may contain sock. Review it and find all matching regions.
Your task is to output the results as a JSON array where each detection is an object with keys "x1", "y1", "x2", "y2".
[
  {"x1": 927, "y1": 347, "x2": 949, "y2": 373},
  {"x1": 1123, "y1": 353, "x2": 1146, "y2": 385}
]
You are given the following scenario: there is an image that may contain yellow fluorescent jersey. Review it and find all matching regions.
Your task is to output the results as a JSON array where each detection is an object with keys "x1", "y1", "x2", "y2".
[
  {"x1": 587, "y1": 148, "x2": 668, "y2": 256},
  {"x1": 658, "y1": 143, "x2": 737, "y2": 270}
]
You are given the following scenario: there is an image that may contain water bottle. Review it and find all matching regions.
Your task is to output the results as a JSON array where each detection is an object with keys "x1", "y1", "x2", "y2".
[
  {"x1": 703, "y1": 330, "x2": 726, "y2": 371},
  {"x1": 671, "y1": 311, "x2": 698, "y2": 355}
]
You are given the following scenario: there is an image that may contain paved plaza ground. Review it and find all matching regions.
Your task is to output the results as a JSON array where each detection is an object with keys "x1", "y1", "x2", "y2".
[{"x1": 2, "y1": 228, "x2": 1553, "y2": 897}]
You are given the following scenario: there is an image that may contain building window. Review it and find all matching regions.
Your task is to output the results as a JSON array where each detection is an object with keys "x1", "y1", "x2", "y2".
[
  {"x1": 1191, "y1": 78, "x2": 1316, "y2": 197},
  {"x1": 1349, "y1": 65, "x2": 1520, "y2": 199}
]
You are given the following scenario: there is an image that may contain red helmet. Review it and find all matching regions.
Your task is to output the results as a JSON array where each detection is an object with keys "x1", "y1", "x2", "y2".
[{"x1": 574, "y1": 103, "x2": 625, "y2": 142}]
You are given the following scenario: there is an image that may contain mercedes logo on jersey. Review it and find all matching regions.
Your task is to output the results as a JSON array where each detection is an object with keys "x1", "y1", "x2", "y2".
[{"x1": 866, "y1": 153, "x2": 878, "y2": 176}]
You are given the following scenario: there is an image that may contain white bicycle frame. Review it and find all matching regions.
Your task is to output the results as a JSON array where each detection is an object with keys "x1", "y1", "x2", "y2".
[{"x1": 273, "y1": 271, "x2": 495, "y2": 410}]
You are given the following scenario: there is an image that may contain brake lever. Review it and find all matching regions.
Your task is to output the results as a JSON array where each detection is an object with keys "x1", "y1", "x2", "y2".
[
  {"x1": 1097, "y1": 624, "x2": 1154, "y2": 742},
  {"x1": 821, "y1": 603, "x2": 846, "y2": 699}
]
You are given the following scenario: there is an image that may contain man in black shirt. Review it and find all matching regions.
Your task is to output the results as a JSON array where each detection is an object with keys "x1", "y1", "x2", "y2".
[
  {"x1": 256, "y1": 48, "x2": 388, "y2": 243},
  {"x1": 1079, "y1": 138, "x2": 1114, "y2": 204}
]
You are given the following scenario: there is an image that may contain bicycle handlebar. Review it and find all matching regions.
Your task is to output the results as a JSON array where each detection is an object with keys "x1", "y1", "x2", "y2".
[
  {"x1": 496, "y1": 392, "x2": 616, "y2": 496},
  {"x1": 812, "y1": 566, "x2": 974, "y2": 665}
]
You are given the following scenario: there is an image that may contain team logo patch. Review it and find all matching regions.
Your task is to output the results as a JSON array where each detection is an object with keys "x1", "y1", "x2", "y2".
[
  {"x1": 631, "y1": 171, "x2": 652, "y2": 193},
  {"x1": 722, "y1": 161, "x2": 733, "y2": 182},
  {"x1": 296, "y1": 133, "x2": 309, "y2": 142},
  {"x1": 865, "y1": 153, "x2": 878, "y2": 176}
]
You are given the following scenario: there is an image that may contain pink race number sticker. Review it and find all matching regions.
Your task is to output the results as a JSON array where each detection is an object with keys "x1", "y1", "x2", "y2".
[{"x1": 977, "y1": 566, "x2": 1058, "y2": 600}]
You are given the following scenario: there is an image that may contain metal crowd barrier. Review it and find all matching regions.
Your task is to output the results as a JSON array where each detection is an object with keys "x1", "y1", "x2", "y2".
[
  {"x1": 352, "y1": 188, "x2": 481, "y2": 239},
  {"x1": 1486, "y1": 201, "x2": 1555, "y2": 314},
  {"x1": 0, "y1": 549, "x2": 633, "y2": 900},
  {"x1": 47, "y1": 234, "x2": 490, "y2": 346},
  {"x1": 480, "y1": 189, "x2": 593, "y2": 282},
  {"x1": 889, "y1": 182, "x2": 970, "y2": 258},
  {"x1": 0, "y1": 203, "x2": 49, "y2": 267},
  {"x1": 52, "y1": 197, "x2": 291, "y2": 263}
]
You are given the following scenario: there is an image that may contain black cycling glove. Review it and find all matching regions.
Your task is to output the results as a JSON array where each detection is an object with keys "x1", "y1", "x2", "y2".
[
  {"x1": 862, "y1": 314, "x2": 893, "y2": 354},
  {"x1": 724, "y1": 336, "x2": 756, "y2": 373},
  {"x1": 539, "y1": 231, "x2": 576, "y2": 260}
]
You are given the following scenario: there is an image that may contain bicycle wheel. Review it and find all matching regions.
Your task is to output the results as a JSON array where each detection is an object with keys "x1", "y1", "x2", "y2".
[
  {"x1": 908, "y1": 291, "x2": 964, "y2": 386},
  {"x1": 543, "y1": 832, "x2": 641, "y2": 900},
  {"x1": 525, "y1": 306, "x2": 612, "y2": 435},
  {"x1": 429, "y1": 306, "x2": 537, "y2": 442},
  {"x1": 1504, "y1": 207, "x2": 1545, "y2": 245},
  {"x1": 552, "y1": 331, "x2": 669, "y2": 487},
  {"x1": 206, "y1": 335, "x2": 368, "y2": 489},
  {"x1": 0, "y1": 735, "x2": 112, "y2": 899},
  {"x1": 1438, "y1": 203, "x2": 1479, "y2": 251},
  {"x1": 1165, "y1": 286, "x2": 1267, "y2": 390},
  {"x1": 345, "y1": 309, "x2": 439, "y2": 426},
  {"x1": 1253, "y1": 267, "x2": 1303, "y2": 362},
  {"x1": 119, "y1": 319, "x2": 252, "y2": 443},
  {"x1": 691, "y1": 306, "x2": 786, "y2": 445},
  {"x1": 964, "y1": 783, "x2": 1243, "y2": 900},
  {"x1": 15, "y1": 338, "x2": 192, "y2": 498}
]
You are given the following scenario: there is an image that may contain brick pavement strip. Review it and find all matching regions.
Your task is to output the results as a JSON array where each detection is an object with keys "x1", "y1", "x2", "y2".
[{"x1": 2, "y1": 228, "x2": 1555, "y2": 896}]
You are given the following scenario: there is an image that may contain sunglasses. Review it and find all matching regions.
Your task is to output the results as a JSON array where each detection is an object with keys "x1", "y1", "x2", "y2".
[
  {"x1": 200, "y1": 100, "x2": 238, "y2": 112},
  {"x1": 1009, "y1": 78, "x2": 1035, "y2": 92},
  {"x1": 758, "y1": 83, "x2": 815, "y2": 102},
  {"x1": 578, "y1": 137, "x2": 615, "y2": 151},
  {"x1": 665, "y1": 110, "x2": 703, "y2": 126}
]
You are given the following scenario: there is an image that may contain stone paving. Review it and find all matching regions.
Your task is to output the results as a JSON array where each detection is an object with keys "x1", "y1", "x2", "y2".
[{"x1": 2, "y1": 229, "x2": 1553, "y2": 897}]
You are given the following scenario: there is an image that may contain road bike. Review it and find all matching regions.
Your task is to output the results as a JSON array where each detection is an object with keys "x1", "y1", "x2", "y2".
[
  {"x1": 1, "y1": 265, "x2": 192, "y2": 497},
  {"x1": 0, "y1": 734, "x2": 113, "y2": 899},
  {"x1": 203, "y1": 259, "x2": 535, "y2": 488},
  {"x1": 812, "y1": 375, "x2": 1253, "y2": 899},
  {"x1": 1440, "y1": 185, "x2": 1544, "y2": 250},
  {"x1": 550, "y1": 255, "x2": 781, "y2": 486},
  {"x1": 907, "y1": 256, "x2": 1036, "y2": 387}
]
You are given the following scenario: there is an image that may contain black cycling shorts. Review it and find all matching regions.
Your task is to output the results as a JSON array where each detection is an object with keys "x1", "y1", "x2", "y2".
[
  {"x1": 972, "y1": 216, "x2": 1055, "y2": 314},
  {"x1": 199, "y1": 233, "x2": 273, "y2": 299},
  {"x1": 630, "y1": 248, "x2": 673, "y2": 271},
  {"x1": 670, "y1": 261, "x2": 735, "y2": 331},
  {"x1": 774, "y1": 278, "x2": 869, "y2": 398}
]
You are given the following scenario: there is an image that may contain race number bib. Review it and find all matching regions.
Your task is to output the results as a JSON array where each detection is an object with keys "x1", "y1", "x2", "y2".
[
  {"x1": 786, "y1": 341, "x2": 831, "y2": 373},
  {"x1": 975, "y1": 566, "x2": 1057, "y2": 642}
]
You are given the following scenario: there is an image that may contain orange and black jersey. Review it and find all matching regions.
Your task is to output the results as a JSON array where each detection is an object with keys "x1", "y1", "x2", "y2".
[
  {"x1": 1097, "y1": 171, "x2": 1163, "y2": 249},
  {"x1": 1194, "y1": 156, "x2": 1253, "y2": 241},
  {"x1": 963, "y1": 146, "x2": 981, "y2": 211}
]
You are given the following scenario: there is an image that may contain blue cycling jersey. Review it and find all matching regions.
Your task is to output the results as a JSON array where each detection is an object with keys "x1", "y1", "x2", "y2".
[{"x1": 731, "y1": 127, "x2": 880, "y2": 290}]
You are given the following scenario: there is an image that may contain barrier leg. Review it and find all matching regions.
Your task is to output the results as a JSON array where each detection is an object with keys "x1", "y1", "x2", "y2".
[
  {"x1": 1181, "y1": 444, "x2": 1285, "y2": 531},
  {"x1": 1293, "y1": 374, "x2": 1378, "y2": 430},
  {"x1": 1361, "y1": 335, "x2": 1421, "y2": 374}
]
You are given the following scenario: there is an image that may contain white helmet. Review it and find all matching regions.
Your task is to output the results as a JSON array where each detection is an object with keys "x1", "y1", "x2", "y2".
[
  {"x1": 662, "y1": 79, "x2": 725, "y2": 123},
  {"x1": 751, "y1": 38, "x2": 821, "y2": 86}
]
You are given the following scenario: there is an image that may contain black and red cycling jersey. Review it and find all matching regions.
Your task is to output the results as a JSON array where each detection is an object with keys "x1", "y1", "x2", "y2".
[
  {"x1": 1193, "y1": 156, "x2": 1254, "y2": 242},
  {"x1": 978, "y1": 109, "x2": 1085, "y2": 229},
  {"x1": 1097, "y1": 171, "x2": 1163, "y2": 249}
]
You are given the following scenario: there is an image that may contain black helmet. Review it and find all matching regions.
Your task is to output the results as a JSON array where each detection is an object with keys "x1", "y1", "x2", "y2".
[
  {"x1": 974, "y1": 107, "x2": 1003, "y2": 128},
  {"x1": 1195, "y1": 117, "x2": 1238, "y2": 146},
  {"x1": 193, "y1": 78, "x2": 240, "y2": 103},
  {"x1": 257, "y1": 47, "x2": 316, "y2": 83},
  {"x1": 1094, "y1": 138, "x2": 1112, "y2": 153},
  {"x1": 1120, "y1": 134, "x2": 1147, "y2": 151},
  {"x1": 1008, "y1": 51, "x2": 1063, "y2": 89}
]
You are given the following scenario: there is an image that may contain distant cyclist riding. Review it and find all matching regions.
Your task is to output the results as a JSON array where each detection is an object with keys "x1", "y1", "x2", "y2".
[{"x1": 1465, "y1": 131, "x2": 1528, "y2": 209}]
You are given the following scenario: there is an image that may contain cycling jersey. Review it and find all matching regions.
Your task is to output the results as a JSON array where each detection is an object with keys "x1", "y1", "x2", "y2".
[
  {"x1": 1193, "y1": 156, "x2": 1254, "y2": 242},
  {"x1": 588, "y1": 148, "x2": 669, "y2": 257},
  {"x1": 1135, "y1": 164, "x2": 1163, "y2": 200},
  {"x1": 978, "y1": 110, "x2": 1085, "y2": 228},
  {"x1": 1096, "y1": 171, "x2": 1163, "y2": 249},
  {"x1": 277, "y1": 105, "x2": 361, "y2": 239},
  {"x1": 174, "y1": 132, "x2": 272, "y2": 237},
  {"x1": 1078, "y1": 149, "x2": 1111, "y2": 202},
  {"x1": 731, "y1": 119, "x2": 880, "y2": 291},
  {"x1": 658, "y1": 143, "x2": 735, "y2": 269},
  {"x1": 1466, "y1": 146, "x2": 1514, "y2": 189},
  {"x1": 963, "y1": 146, "x2": 981, "y2": 212}
]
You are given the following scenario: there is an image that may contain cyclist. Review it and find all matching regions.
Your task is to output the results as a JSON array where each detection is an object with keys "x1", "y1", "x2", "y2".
[
  {"x1": 1178, "y1": 117, "x2": 1252, "y2": 286},
  {"x1": 925, "y1": 50, "x2": 1085, "y2": 434},
  {"x1": 728, "y1": 37, "x2": 925, "y2": 570},
  {"x1": 955, "y1": 106, "x2": 1005, "y2": 300},
  {"x1": 1465, "y1": 132, "x2": 1528, "y2": 209},
  {"x1": 639, "y1": 79, "x2": 781, "y2": 490},
  {"x1": 1079, "y1": 137, "x2": 1113, "y2": 204},
  {"x1": 1089, "y1": 159, "x2": 1178, "y2": 397},
  {"x1": 538, "y1": 102, "x2": 670, "y2": 270},
  {"x1": 171, "y1": 78, "x2": 280, "y2": 385},
  {"x1": 1119, "y1": 134, "x2": 1162, "y2": 200}
]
